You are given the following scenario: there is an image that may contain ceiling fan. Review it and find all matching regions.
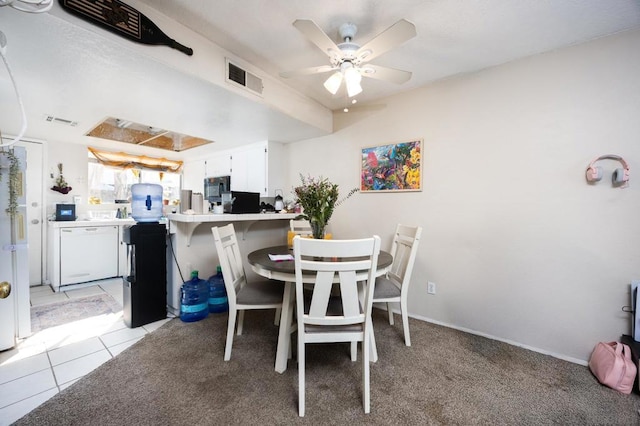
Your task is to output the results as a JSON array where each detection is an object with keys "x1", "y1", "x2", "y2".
[{"x1": 280, "y1": 19, "x2": 417, "y2": 98}]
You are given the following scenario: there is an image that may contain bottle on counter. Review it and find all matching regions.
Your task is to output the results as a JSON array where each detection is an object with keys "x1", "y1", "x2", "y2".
[
  {"x1": 207, "y1": 266, "x2": 228, "y2": 313},
  {"x1": 180, "y1": 270, "x2": 209, "y2": 322},
  {"x1": 131, "y1": 183, "x2": 162, "y2": 223}
]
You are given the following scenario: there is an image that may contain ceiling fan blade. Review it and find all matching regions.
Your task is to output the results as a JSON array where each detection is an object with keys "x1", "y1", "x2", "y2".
[
  {"x1": 279, "y1": 65, "x2": 336, "y2": 79},
  {"x1": 293, "y1": 19, "x2": 342, "y2": 62},
  {"x1": 361, "y1": 64, "x2": 412, "y2": 84},
  {"x1": 356, "y1": 19, "x2": 416, "y2": 63}
]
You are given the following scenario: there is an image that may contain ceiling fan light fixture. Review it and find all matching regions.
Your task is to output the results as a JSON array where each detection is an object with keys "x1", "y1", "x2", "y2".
[
  {"x1": 323, "y1": 71, "x2": 343, "y2": 94},
  {"x1": 344, "y1": 66, "x2": 362, "y2": 97},
  {"x1": 346, "y1": 80, "x2": 362, "y2": 97}
]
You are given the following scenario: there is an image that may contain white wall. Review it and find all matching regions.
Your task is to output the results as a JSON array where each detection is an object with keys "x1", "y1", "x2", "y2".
[
  {"x1": 44, "y1": 140, "x2": 88, "y2": 216},
  {"x1": 285, "y1": 29, "x2": 640, "y2": 363}
]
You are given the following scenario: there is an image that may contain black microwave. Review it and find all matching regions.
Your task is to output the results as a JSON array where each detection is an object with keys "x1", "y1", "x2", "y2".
[
  {"x1": 204, "y1": 175, "x2": 231, "y2": 204},
  {"x1": 55, "y1": 203, "x2": 76, "y2": 221}
]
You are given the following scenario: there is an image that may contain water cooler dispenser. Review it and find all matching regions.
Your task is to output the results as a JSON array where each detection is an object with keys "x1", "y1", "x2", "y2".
[{"x1": 122, "y1": 184, "x2": 167, "y2": 328}]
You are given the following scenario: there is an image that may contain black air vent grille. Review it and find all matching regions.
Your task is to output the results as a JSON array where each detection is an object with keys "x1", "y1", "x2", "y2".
[
  {"x1": 225, "y1": 59, "x2": 263, "y2": 96},
  {"x1": 228, "y1": 63, "x2": 246, "y2": 86}
]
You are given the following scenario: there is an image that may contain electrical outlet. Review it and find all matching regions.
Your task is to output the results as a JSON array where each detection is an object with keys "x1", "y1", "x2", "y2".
[{"x1": 427, "y1": 281, "x2": 436, "y2": 294}]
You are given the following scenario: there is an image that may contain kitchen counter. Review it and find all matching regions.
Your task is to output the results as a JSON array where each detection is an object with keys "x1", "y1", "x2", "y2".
[
  {"x1": 166, "y1": 212, "x2": 296, "y2": 222},
  {"x1": 166, "y1": 212, "x2": 296, "y2": 245},
  {"x1": 48, "y1": 218, "x2": 136, "y2": 228},
  {"x1": 166, "y1": 211, "x2": 296, "y2": 315}
]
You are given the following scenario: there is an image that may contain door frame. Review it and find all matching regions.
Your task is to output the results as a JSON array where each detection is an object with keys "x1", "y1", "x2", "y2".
[{"x1": 12, "y1": 136, "x2": 47, "y2": 287}]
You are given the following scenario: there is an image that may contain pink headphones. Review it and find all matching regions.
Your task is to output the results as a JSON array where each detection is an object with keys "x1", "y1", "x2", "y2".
[{"x1": 585, "y1": 155, "x2": 630, "y2": 187}]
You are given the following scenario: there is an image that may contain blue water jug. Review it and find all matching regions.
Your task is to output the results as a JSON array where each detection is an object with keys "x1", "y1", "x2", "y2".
[
  {"x1": 180, "y1": 270, "x2": 209, "y2": 322},
  {"x1": 208, "y1": 266, "x2": 228, "y2": 313},
  {"x1": 131, "y1": 183, "x2": 163, "y2": 223}
]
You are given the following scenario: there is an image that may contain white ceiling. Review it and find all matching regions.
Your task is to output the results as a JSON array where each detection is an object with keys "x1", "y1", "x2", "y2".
[
  {"x1": 1, "y1": 0, "x2": 639, "y2": 154},
  {"x1": 136, "y1": 0, "x2": 640, "y2": 110}
]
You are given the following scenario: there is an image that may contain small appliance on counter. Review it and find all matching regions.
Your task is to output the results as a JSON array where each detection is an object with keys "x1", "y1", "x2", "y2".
[
  {"x1": 222, "y1": 192, "x2": 233, "y2": 213},
  {"x1": 274, "y1": 190, "x2": 284, "y2": 212},
  {"x1": 180, "y1": 189, "x2": 192, "y2": 213},
  {"x1": 55, "y1": 203, "x2": 76, "y2": 221},
  {"x1": 204, "y1": 175, "x2": 231, "y2": 205},
  {"x1": 231, "y1": 191, "x2": 261, "y2": 214},
  {"x1": 191, "y1": 192, "x2": 204, "y2": 214}
]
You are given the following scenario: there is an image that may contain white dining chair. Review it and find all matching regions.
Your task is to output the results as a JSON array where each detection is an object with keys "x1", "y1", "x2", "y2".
[
  {"x1": 373, "y1": 224, "x2": 422, "y2": 346},
  {"x1": 211, "y1": 224, "x2": 285, "y2": 361},
  {"x1": 293, "y1": 234, "x2": 381, "y2": 417}
]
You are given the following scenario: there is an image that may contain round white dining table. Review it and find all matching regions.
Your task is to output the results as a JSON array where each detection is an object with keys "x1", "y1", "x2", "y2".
[{"x1": 248, "y1": 245, "x2": 393, "y2": 374}]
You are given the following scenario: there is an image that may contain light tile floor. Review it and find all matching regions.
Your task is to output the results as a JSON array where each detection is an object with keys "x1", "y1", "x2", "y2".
[{"x1": 0, "y1": 279, "x2": 172, "y2": 425}]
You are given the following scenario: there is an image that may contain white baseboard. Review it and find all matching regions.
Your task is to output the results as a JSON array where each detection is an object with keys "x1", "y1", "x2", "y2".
[{"x1": 376, "y1": 305, "x2": 588, "y2": 366}]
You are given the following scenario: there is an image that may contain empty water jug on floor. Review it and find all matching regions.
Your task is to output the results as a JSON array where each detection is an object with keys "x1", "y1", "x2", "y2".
[
  {"x1": 131, "y1": 183, "x2": 163, "y2": 223},
  {"x1": 180, "y1": 271, "x2": 209, "y2": 322},
  {"x1": 207, "y1": 266, "x2": 228, "y2": 313}
]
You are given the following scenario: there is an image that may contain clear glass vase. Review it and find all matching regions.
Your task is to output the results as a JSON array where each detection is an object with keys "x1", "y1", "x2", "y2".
[{"x1": 310, "y1": 221, "x2": 325, "y2": 239}]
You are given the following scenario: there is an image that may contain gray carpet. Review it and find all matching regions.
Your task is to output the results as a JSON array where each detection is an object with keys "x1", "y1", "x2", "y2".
[
  {"x1": 30, "y1": 294, "x2": 122, "y2": 332},
  {"x1": 15, "y1": 309, "x2": 640, "y2": 425}
]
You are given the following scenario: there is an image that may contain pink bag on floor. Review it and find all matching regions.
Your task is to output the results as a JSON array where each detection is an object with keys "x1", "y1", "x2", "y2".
[{"x1": 588, "y1": 341, "x2": 637, "y2": 394}]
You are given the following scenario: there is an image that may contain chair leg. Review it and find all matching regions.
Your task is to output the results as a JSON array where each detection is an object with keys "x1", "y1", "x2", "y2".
[
  {"x1": 351, "y1": 341, "x2": 358, "y2": 361},
  {"x1": 401, "y1": 304, "x2": 411, "y2": 347},
  {"x1": 224, "y1": 309, "x2": 237, "y2": 361},
  {"x1": 274, "y1": 307, "x2": 281, "y2": 326},
  {"x1": 387, "y1": 302, "x2": 394, "y2": 325},
  {"x1": 363, "y1": 326, "x2": 371, "y2": 414},
  {"x1": 237, "y1": 310, "x2": 245, "y2": 335},
  {"x1": 298, "y1": 333, "x2": 305, "y2": 416},
  {"x1": 370, "y1": 326, "x2": 378, "y2": 363}
]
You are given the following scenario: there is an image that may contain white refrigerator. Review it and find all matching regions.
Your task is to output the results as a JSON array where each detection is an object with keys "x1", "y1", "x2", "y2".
[{"x1": 0, "y1": 146, "x2": 30, "y2": 351}]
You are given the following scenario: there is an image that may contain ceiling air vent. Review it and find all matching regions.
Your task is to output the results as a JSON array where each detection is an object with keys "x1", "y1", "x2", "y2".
[
  {"x1": 45, "y1": 115, "x2": 78, "y2": 127},
  {"x1": 226, "y1": 59, "x2": 263, "y2": 97}
]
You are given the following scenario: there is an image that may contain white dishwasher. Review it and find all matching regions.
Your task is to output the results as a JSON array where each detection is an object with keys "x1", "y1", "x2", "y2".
[{"x1": 60, "y1": 225, "x2": 119, "y2": 285}]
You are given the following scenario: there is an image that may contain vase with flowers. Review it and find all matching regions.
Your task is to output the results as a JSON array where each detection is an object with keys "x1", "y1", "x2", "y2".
[{"x1": 293, "y1": 174, "x2": 358, "y2": 239}]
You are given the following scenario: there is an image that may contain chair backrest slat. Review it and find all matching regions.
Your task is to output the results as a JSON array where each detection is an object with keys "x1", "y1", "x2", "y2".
[
  {"x1": 308, "y1": 271, "x2": 334, "y2": 318},
  {"x1": 294, "y1": 236, "x2": 381, "y2": 328},
  {"x1": 212, "y1": 224, "x2": 248, "y2": 305},
  {"x1": 338, "y1": 270, "x2": 360, "y2": 318},
  {"x1": 388, "y1": 224, "x2": 422, "y2": 287}
]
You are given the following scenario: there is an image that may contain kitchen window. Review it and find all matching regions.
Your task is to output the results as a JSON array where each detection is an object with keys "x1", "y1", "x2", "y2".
[{"x1": 88, "y1": 152, "x2": 182, "y2": 205}]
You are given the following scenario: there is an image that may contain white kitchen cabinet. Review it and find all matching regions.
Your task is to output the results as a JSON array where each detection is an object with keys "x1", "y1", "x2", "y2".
[
  {"x1": 183, "y1": 141, "x2": 285, "y2": 198},
  {"x1": 231, "y1": 145, "x2": 266, "y2": 194},
  {"x1": 183, "y1": 151, "x2": 231, "y2": 195},
  {"x1": 182, "y1": 158, "x2": 206, "y2": 194},
  {"x1": 205, "y1": 153, "x2": 231, "y2": 178},
  {"x1": 231, "y1": 141, "x2": 285, "y2": 197}
]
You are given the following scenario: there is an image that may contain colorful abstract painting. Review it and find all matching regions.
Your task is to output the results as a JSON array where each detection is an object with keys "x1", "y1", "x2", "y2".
[{"x1": 360, "y1": 140, "x2": 422, "y2": 192}]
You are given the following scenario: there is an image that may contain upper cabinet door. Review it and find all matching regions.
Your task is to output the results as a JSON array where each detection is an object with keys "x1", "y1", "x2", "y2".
[
  {"x1": 231, "y1": 144, "x2": 267, "y2": 195},
  {"x1": 205, "y1": 154, "x2": 232, "y2": 178}
]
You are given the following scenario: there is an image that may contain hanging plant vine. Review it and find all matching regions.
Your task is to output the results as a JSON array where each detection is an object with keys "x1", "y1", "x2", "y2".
[{"x1": 0, "y1": 147, "x2": 20, "y2": 217}]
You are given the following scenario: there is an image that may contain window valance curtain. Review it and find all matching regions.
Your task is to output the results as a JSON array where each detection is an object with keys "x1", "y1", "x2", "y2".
[{"x1": 88, "y1": 147, "x2": 183, "y2": 173}]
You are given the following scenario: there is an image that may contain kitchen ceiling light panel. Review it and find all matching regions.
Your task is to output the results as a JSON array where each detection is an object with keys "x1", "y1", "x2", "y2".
[{"x1": 86, "y1": 117, "x2": 213, "y2": 152}]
